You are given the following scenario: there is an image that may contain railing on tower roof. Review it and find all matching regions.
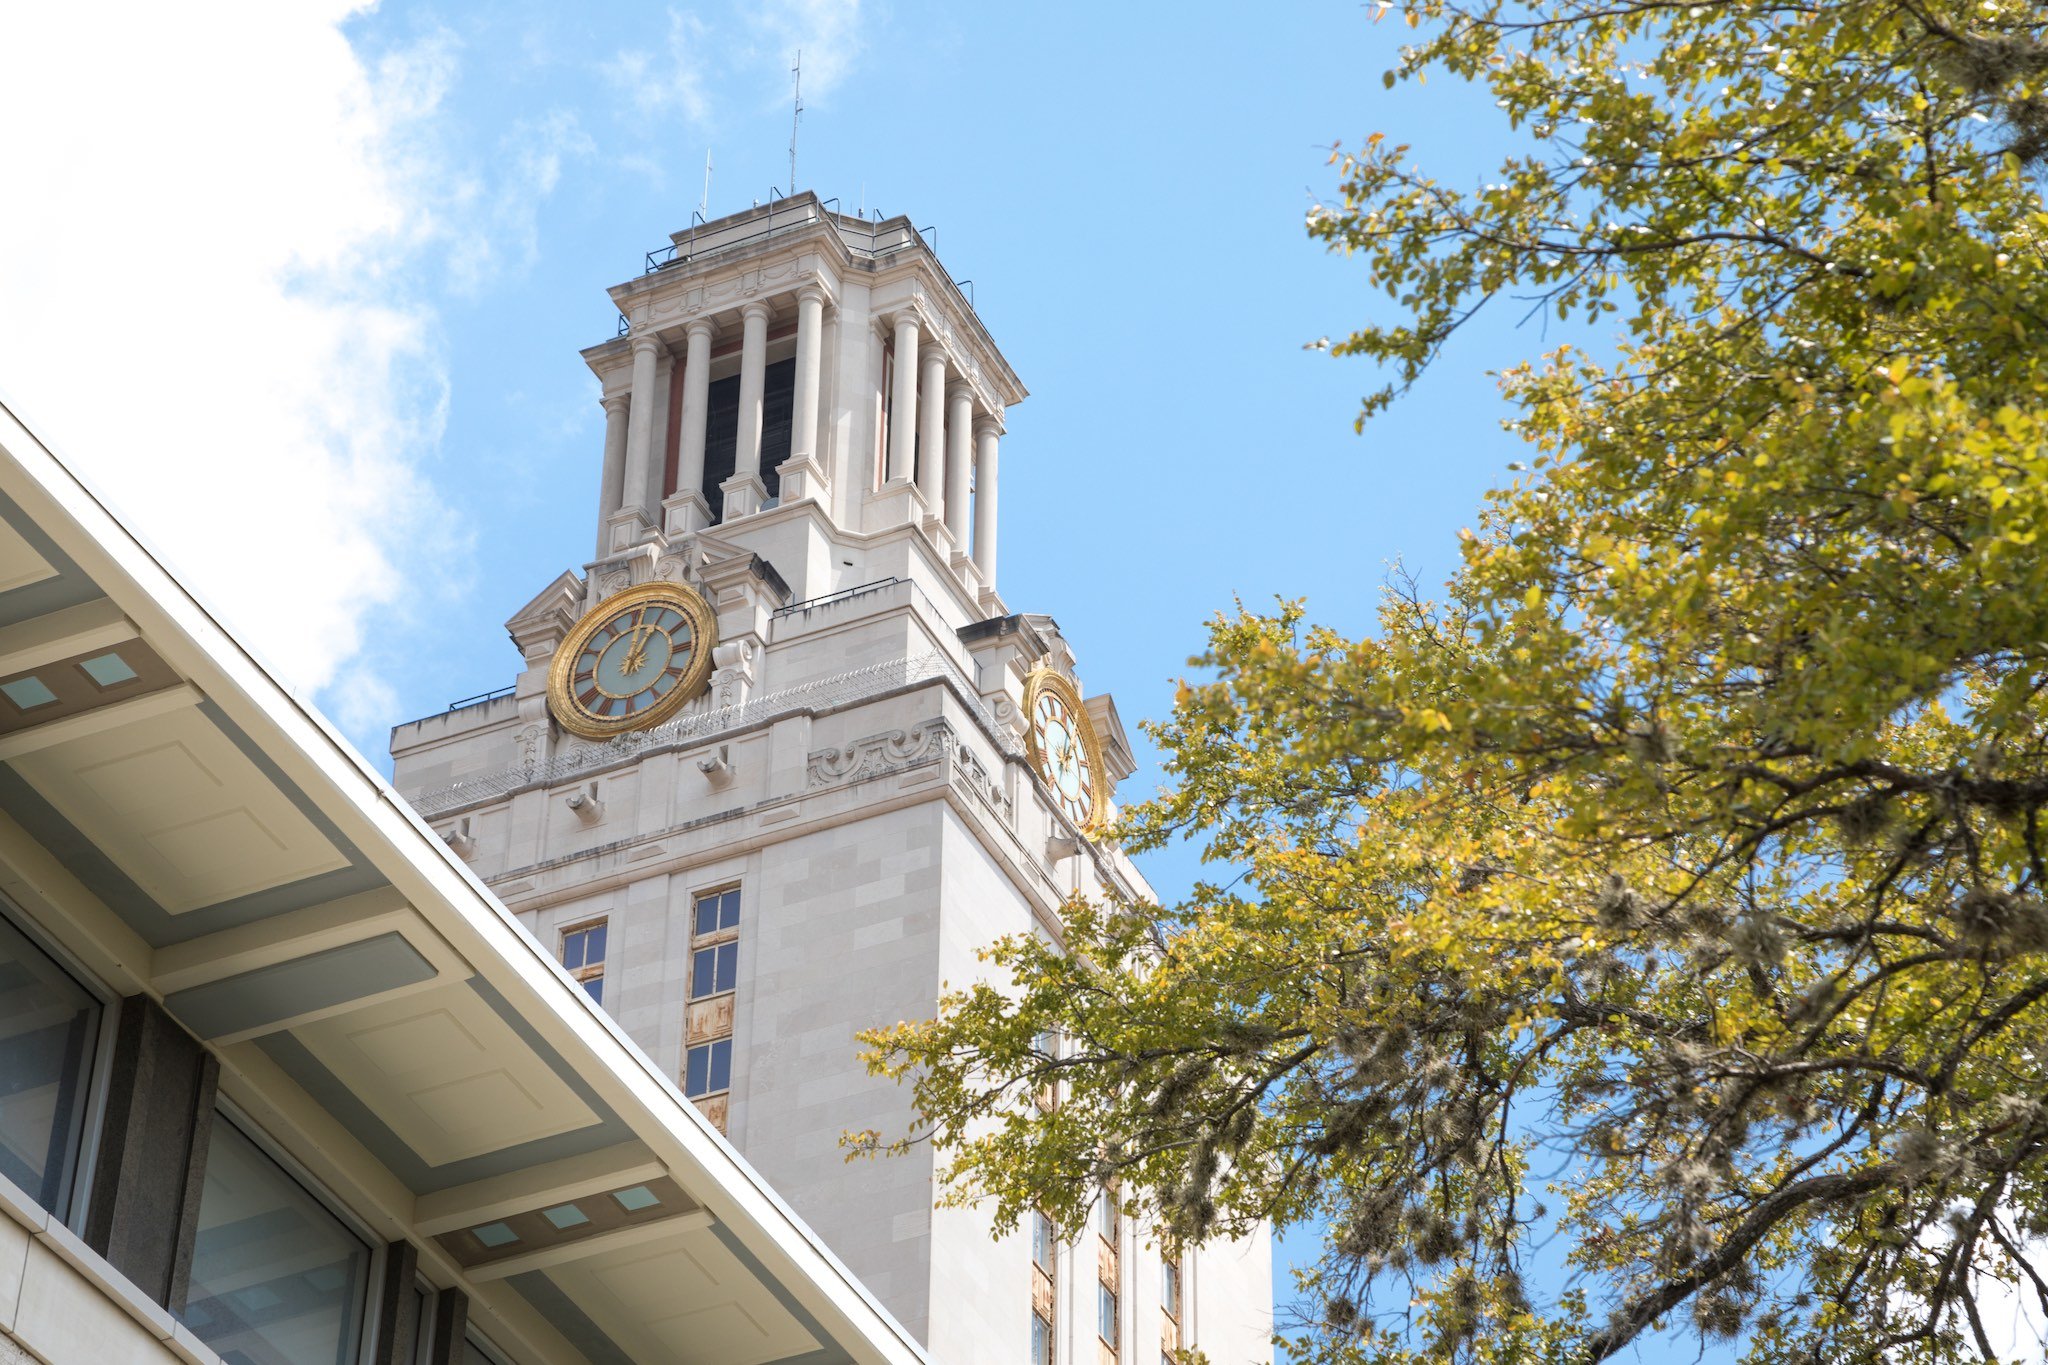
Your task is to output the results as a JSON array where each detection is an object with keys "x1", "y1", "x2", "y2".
[{"x1": 640, "y1": 193, "x2": 945, "y2": 276}]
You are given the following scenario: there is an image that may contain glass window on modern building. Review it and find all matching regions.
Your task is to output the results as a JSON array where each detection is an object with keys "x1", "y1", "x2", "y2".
[
  {"x1": 1097, "y1": 1281, "x2": 1119, "y2": 1355},
  {"x1": 467, "y1": 1329, "x2": 517, "y2": 1365},
  {"x1": 0, "y1": 904, "x2": 103, "y2": 1221},
  {"x1": 560, "y1": 918, "x2": 608, "y2": 1005},
  {"x1": 180, "y1": 1112, "x2": 373, "y2": 1365}
]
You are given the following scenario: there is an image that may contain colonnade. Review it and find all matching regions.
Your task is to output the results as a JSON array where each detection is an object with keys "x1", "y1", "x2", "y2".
[{"x1": 596, "y1": 290, "x2": 1002, "y2": 589}]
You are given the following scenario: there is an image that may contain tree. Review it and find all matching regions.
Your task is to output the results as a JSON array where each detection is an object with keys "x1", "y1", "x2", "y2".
[{"x1": 858, "y1": 1, "x2": 2048, "y2": 1361}]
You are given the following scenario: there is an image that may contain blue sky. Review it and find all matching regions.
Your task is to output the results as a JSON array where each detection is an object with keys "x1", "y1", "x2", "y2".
[
  {"x1": 333, "y1": 0, "x2": 1530, "y2": 748},
  {"x1": 2, "y1": 0, "x2": 1547, "y2": 1343}
]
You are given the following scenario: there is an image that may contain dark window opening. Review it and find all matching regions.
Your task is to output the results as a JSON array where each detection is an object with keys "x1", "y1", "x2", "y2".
[{"x1": 700, "y1": 360, "x2": 793, "y2": 521}]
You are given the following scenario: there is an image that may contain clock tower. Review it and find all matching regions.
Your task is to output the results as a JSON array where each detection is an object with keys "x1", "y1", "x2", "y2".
[{"x1": 390, "y1": 194, "x2": 1271, "y2": 1364}]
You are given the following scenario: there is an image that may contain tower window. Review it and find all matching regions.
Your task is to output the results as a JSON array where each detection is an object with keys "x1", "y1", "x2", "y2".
[
  {"x1": 1032, "y1": 1209, "x2": 1056, "y2": 1274},
  {"x1": 1162, "y1": 1251, "x2": 1181, "y2": 1320},
  {"x1": 692, "y1": 941, "x2": 738, "y2": 997},
  {"x1": 694, "y1": 888, "x2": 742, "y2": 936},
  {"x1": 684, "y1": 887, "x2": 742, "y2": 1125},
  {"x1": 560, "y1": 919, "x2": 607, "y2": 1006},
  {"x1": 1098, "y1": 1282, "x2": 1119, "y2": 1351},
  {"x1": 685, "y1": 1037, "x2": 732, "y2": 1098},
  {"x1": 700, "y1": 361, "x2": 792, "y2": 521},
  {"x1": 1098, "y1": 1186, "x2": 1121, "y2": 1244},
  {"x1": 1031, "y1": 1307, "x2": 1053, "y2": 1365}
]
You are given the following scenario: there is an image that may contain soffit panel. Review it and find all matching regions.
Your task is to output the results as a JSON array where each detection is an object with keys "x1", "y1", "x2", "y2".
[
  {"x1": 8, "y1": 703, "x2": 350, "y2": 914},
  {"x1": 541, "y1": 1223, "x2": 825, "y2": 1365},
  {"x1": 0, "y1": 516, "x2": 54, "y2": 596},
  {"x1": 290, "y1": 980, "x2": 601, "y2": 1168},
  {"x1": 0, "y1": 493, "x2": 103, "y2": 627}
]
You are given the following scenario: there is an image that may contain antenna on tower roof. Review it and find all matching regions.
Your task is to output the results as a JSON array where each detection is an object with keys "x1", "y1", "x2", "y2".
[
  {"x1": 699, "y1": 149, "x2": 713, "y2": 221},
  {"x1": 788, "y1": 50, "x2": 803, "y2": 194}
]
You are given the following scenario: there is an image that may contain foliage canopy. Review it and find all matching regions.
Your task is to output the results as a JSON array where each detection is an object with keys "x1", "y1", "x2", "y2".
[{"x1": 860, "y1": 1, "x2": 2048, "y2": 1360}]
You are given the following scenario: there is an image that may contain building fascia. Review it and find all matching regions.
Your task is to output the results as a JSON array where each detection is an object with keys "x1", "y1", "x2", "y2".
[{"x1": 0, "y1": 397, "x2": 931, "y2": 1365}]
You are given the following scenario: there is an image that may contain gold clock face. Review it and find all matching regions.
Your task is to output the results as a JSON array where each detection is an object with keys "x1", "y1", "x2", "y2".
[
  {"x1": 548, "y1": 582, "x2": 718, "y2": 740},
  {"x1": 1023, "y1": 667, "x2": 1109, "y2": 833}
]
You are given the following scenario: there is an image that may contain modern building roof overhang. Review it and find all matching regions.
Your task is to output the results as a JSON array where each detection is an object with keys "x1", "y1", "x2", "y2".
[{"x1": 0, "y1": 396, "x2": 929, "y2": 1365}]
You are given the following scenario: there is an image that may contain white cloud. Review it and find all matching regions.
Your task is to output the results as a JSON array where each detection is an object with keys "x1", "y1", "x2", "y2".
[
  {"x1": 0, "y1": 2, "x2": 461, "y2": 704},
  {"x1": 448, "y1": 109, "x2": 596, "y2": 296},
  {"x1": 748, "y1": 0, "x2": 864, "y2": 103},
  {"x1": 607, "y1": 10, "x2": 712, "y2": 123}
]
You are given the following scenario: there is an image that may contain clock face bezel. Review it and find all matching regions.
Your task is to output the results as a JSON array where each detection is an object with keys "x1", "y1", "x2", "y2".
[
  {"x1": 547, "y1": 581, "x2": 719, "y2": 740},
  {"x1": 1022, "y1": 666, "x2": 1110, "y2": 834}
]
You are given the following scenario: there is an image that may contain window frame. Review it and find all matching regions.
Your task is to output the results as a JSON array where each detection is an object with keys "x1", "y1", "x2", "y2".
[
  {"x1": 1098, "y1": 1280, "x2": 1120, "y2": 1351},
  {"x1": 690, "y1": 886, "x2": 742, "y2": 943},
  {"x1": 684, "y1": 1036, "x2": 734, "y2": 1100},
  {"x1": 185, "y1": 1098, "x2": 380, "y2": 1365},
  {"x1": 559, "y1": 917, "x2": 608, "y2": 1005},
  {"x1": 0, "y1": 892, "x2": 114, "y2": 1232},
  {"x1": 1031, "y1": 1304, "x2": 1055, "y2": 1365}
]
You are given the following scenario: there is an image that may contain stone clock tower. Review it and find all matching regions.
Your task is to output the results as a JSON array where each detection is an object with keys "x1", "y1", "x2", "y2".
[{"x1": 389, "y1": 194, "x2": 1271, "y2": 1364}]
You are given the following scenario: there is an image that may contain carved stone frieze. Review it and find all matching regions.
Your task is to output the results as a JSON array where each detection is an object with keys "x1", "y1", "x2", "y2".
[
  {"x1": 513, "y1": 723, "x2": 545, "y2": 771},
  {"x1": 808, "y1": 718, "x2": 1014, "y2": 823},
  {"x1": 809, "y1": 721, "x2": 953, "y2": 787}
]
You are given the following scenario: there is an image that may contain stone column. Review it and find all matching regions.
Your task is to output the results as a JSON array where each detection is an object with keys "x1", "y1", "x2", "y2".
[
  {"x1": 790, "y1": 287, "x2": 826, "y2": 461},
  {"x1": 723, "y1": 300, "x2": 773, "y2": 519},
  {"x1": 918, "y1": 348, "x2": 947, "y2": 516},
  {"x1": 887, "y1": 311, "x2": 920, "y2": 484},
  {"x1": 944, "y1": 383, "x2": 973, "y2": 548},
  {"x1": 664, "y1": 318, "x2": 715, "y2": 534},
  {"x1": 777, "y1": 286, "x2": 831, "y2": 508},
  {"x1": 973, "y1": 417, "x2": 1000, "y2": 587},
  {"x1": 595, "y1": 392, "x2": 629, "y2": 559},
  {"x1": 613, "y1": 332, "x2": 664, "y2": 545}
]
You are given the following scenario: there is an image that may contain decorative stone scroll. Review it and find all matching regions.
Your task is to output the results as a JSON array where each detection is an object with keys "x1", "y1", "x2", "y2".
[
  {"x1": 807, "y1": 718, "x2": 1014, "y2": 822},
  {"x1": 808, "y1": 721, "x2": 952, "y2": 787}
]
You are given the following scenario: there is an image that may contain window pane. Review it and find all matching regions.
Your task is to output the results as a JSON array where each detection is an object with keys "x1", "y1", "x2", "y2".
[
  {"x1": 686, "y1": 1044, "x2": 709, "y2": 1097},
  {"x1": 691, "y1": 947, "x2": 716, "y2": 998},
  {"x1": 582, "y1": 975, "x2": 604, "y2": 1007},
  {"x1": 694, "y1": 896, "x2": 718, "y2": 937},
  {"x1": 1032, "y1": 1211, "x2": 1053, "y2": 1272},
  {"x1": 1162, "y1": 1258, "x2": 1179, "y2": 1317},
  {"x1": 181, "y1": 1118, "x2": 370, "y2": 1365},
  {"x1": 586, "y1": 923, "x2": 606, "y2": 964},
  {"x1": 0, "y1": 912, "x2": 99, "y2": 1214},
  {"x1": 708, "y1": 1038, "x2": 732, "y2": 1092},
  {"x1": 1031, "y1": 1311, "x2": 1052, "y2": 1365},
  {"x1": 561, "y1": 934, "x2": 583, "y2": 970},
  {"x1": 714, "y1": 943, "x2": 737, "y2": 993},
  {"x1": 1098, "y1": 1283, "x2": 1117, "y2": 1341},
  {"x1": 408, "y1": 1285, "x2": 433, "y2": 1365},
  {"x1": 719, "y1": 891, "x2": 741, "y2": 931}
]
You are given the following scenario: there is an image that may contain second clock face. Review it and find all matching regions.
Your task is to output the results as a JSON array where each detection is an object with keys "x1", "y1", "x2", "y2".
[
  {"x1": 1025, "y1": 668, "x2": 1106, "y2": 832},
  {"x1": 548, "y1": 583, "x2": 718, "y2": 739}
]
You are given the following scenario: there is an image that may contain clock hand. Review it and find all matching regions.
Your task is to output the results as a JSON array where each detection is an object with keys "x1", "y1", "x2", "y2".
[{"x1": 621, "y1": 610, "x2": 653, "y2": 672}]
